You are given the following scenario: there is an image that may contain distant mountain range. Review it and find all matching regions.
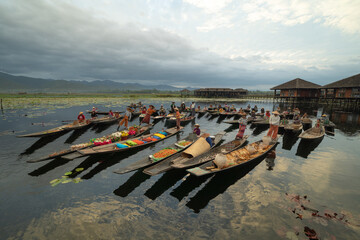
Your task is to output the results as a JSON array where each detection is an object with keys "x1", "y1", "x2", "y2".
[{"x1": 0, "y1": 72, "x2": 193, "y2": 93}]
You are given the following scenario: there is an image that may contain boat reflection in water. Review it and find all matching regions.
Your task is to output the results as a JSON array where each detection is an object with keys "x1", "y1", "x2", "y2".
[
  {"x1": 296, "y1": 137, "x2": 324, "y2": 159},
  {"x1": 20, "y1": 132, "x2": 68, "y2": 156},
  {"x1": 144, "y1": 169, "x2": 188, "y2": 200},
  {"x1": 282, "y1": 131, "x2": 301, "y2": 151},
  {"x1": 113, "y1": 170, "x2": 151, "y2": 197}
]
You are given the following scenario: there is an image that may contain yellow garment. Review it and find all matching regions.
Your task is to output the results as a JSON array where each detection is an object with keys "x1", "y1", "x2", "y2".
[{"x1": 154, "y1": 133, "x2": 166, "y2": 139}]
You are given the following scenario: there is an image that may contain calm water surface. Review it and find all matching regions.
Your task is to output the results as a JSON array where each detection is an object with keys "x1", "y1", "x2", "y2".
[{"x1": 0, "y1": 98, "x2": 359, "y2": 239}]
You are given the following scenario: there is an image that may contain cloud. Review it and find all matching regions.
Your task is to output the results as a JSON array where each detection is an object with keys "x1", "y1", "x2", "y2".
[
  {"x1": 0, "y1": 0, "x2": 358, "y2": 90},
  {"x1": 242, "y1": 0, "x2": 360, "y2": 34}
]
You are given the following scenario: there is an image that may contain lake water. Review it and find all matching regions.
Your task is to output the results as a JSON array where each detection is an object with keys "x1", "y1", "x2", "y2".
[{"x1": 0, "y1": 98, "x2": 359, "y2": 239}]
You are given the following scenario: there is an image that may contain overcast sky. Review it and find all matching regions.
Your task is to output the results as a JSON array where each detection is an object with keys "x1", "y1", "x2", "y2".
[{"x1": 0, "y1": 0, "x2": 359, "y2": 90}]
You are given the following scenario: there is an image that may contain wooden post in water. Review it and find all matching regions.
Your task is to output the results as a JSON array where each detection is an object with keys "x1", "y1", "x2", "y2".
[{"x1": 0, "y1": 98, "x2": 3, "y2": 110}]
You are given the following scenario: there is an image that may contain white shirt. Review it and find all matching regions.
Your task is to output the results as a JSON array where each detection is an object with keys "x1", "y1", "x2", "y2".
[
  {"x1": 269, "y1": 115, "x2": 280, "y2": 126},
  {"x1": 191, "y1": 103, "x2": 195, "y2": 109}
]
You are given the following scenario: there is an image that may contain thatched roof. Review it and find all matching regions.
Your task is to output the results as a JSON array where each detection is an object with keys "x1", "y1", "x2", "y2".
[
  {"x1": 322, "y1": 73, "x2": 360, "y2": 88},
  {"x1": 180, "y1": 89, "x2": 191, "y2": 92},
  {"x1": 270, "y1": 78, "x2": 321, "y2": 90}
]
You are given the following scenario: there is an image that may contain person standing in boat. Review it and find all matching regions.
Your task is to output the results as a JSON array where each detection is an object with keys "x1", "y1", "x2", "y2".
[
  {"x1": 267, "y1": 111, "x2": 280, "y2": 140},
  {"x1": 170, "y1": 102, "x2": 176, "y2": 113},
  {"x1": 190, "y1": 102, "x2": 196, "y2": 117},
  {"x1": 261, "y1": 107, "x2": 265, "y2": 114},
  {"x1": 175, "y1": 108, "x2": 181, "y2": 130},
  {"x1": 236, "y1": 113, "x2": 247, "y2": 139},
  {"x1": 118, "y1": 107, "x2": 132, "y2": 130},
  {"x1": 141, "y1": 105, "x2": 155, "y2": 125},
  {"x1": 77, "y1": 112, "x2": 86, "y2": 123}
]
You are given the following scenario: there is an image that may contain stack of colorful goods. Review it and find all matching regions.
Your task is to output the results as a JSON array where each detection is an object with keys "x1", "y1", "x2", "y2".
[{"x1": 151, "y1": 148, "x2": 179, "y2": 161}]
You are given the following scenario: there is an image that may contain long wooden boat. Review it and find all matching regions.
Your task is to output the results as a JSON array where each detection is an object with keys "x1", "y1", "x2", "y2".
[
  {"x1": 284, "y1": 123, "x2": 303, "y2": 133},
  {"x1": 143, "y1": 131, "x2": 225, "y2": 176},
  {"x1": 90, "y1": 116, "x2": 121, "y2": 124},
  {"x1": 219, "y1": 112, "x2": 236, "y2": 117},
  {"x1": 209, "y1": 111, "x2": 220, "y2": 116},
  {"x1": 171, "y1": 135, "x2": 249, "y2": 169},
  {"x1": 86, "y1": 110, "x2": 123, "y2": 115},
  {"x1": 323, "y1": 121, "x2": 336, "y2": 129},
  {"x1": 75, "y1": 126, "x2": 183, "y2": 157},
  {"x1": 167, "y1": 116, "x2": 195, "y2": 124},
  {"x1": 17, "y1": 120, "x2": 91, "y2": 138},
  {"x1": 27, "y1": 124, "x2": 153, "y2": 163},
  {"x1": 298, "y1": 126, "x2": 325, "y2": 140},
  {"x1": 187, "y1": 139, "x2": 277, "y2": 177},
  {"x1": 113, "y1": 133, "x2": 198, "y2": 174}
]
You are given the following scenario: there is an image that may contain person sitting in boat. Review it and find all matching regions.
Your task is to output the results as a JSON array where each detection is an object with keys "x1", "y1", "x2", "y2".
[
  {"x1": 193, "y1": 124, "x2": 201, "y2": 136},
  {"x1": 247, "y1": 104, "x2": 251, "y2": 109},
  {"x1": 90, "y1": 107, "x2": 98, "y2": 118},
  {"x1": 141, "y1": 105, "x2": 155, "y2": 125},
  {"x1": 293, "y1": 114, "x2": 300, "y2": 124},
  {"x1": 265, "y1": 110, "x2": 271, "y2": 118},
  {"x1": 321, "y1": 114, "x2": 329, "y2": 125},
  {"x1": 180, "y1": 102, "x2": 186, "y2": 112},
  {"x1": 141, "y1": 106, "x2": 147, "y2": 114},
  {"x1": 236, "y1": 113, "x2": 247, "y2": 139},
  {"x1": 260, "y1": 107, "x2": 265, "y2": 114},
  {"x1": 251, "y1": 110, "x2": 256, "y2": 118},
  {"x1": 201, "y1": 133, "x2": 214, "y2": 147},
  {"x1": 294, "y1": 107, "x2": 300, "y2": 115},
  {"x1": 253, "y1": 105, "x2": 258, "y2": 112},
  {"x1": 230, "y1": 105, "x2": 236, "y2": 112},
  {"x1": 267, "y1": 111, "x2": 280, "y2": 140},
  {"x1": 159, "y1": 104, "x2": 166, "y2": 116},
  {"x1": 77, "y1": 112, "x2": 85, "y2": 123},
  {"x1": 197, "y1": 105, "x2": 201, "y2": 112},
  {"x1": 118, "y1": 107, "x2": 132, "y2": 130},
  {"x1": 108, "y1": 110, "x2": 114, "y2": 117},
  {"x1": 203, "y1": 105, "x2": 208, "y2": 111}
]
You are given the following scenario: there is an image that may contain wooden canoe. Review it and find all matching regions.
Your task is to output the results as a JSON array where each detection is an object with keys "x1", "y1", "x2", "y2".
[
  {"x1": 17, "y1": 120, "x2": 91, "y2": 138},
  {"x1": 76, "y1": 126, "x2": 183, "y2": 157},
  {"x1": 187, "y1": 139, "x2": 277, "y2": 177},
  {"x1": 219, "y1": 112, "x2": 236, "y2": 117},
  {"x1": 171, "y1": 135, "x2": 249, "y2": 169},
  {"x1": 284, "y1": 123, "x2": 303, "y2": 133},
  {"x1": 143, "y1": 131, "x2": 225, "y2": 176},
  {"x1": 86, "y1": 110, "x2": 123, "y2": 115},
  {"x1": 27, "y1": 124, "x2": 153, "y2": 163},
  {"x1": 90, "y1": 116, "x2": 121, "y2": 124},
  {"x1": 113, "y1": 133, "x2": 198, "y2": 174},
  {"x1": 167, "y1": 116, "x2": 195, "y2": 124},
  {"x1": 298, "y1": 126, "x2": 325, "y2": 140}
]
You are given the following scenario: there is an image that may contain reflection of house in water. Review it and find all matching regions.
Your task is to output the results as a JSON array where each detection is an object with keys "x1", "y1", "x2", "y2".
[{"x1": 330, "y1": 111, "x2": 360, "y2": 136}]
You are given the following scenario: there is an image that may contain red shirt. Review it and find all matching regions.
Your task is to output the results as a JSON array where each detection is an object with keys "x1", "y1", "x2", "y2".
[{"x1": 78, "y1": 114, "x2": 85, "y2": 121}]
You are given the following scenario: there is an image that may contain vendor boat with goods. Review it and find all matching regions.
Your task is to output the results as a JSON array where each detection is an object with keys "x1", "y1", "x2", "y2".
[
  {"x1": 187, "y1": 136, "x2": 278, "y2": 176},
  {"x1": 171, "y1": 135, "x2": 249, "y2": 170},
  {"x1": 74, "y1": 127, "x2": 183, "y2": 158},
  {"x1": 27, "y1": 124, "x2": 152, "y2": 163},
  {"x1": 113, "y1": 133, "x2": 198, "y2": 174},
  {"x1": 284, "y1": 122, "x2": 303, "y2": 133},
  {"x1": 17, "y1": 120, "x2": 92, "y2": 138},
  {"x1": 143, "y1": 131, "x2": 226, "y2": 176}
]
